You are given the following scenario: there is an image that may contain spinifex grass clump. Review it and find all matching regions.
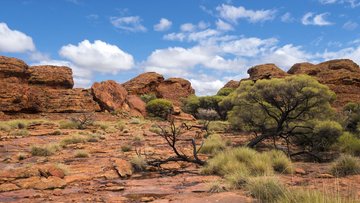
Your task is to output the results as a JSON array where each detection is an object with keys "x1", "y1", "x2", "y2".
[
  {"x1": 199, "y1": 134, "x2": 227, "y2": 155},
  {"x1": 331, "y1": 154, "x2": 360, "y2": 177},
  {"x1": 202, "y1": 147, "x2": 293, "y2": 188}
]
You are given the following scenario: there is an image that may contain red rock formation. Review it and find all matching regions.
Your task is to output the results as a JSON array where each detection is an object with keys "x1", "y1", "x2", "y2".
[
  {"x1": 288, "y1": 59, "x2": 360, "y2": 107},
  {"x1": 248, "y1": 63, "x2": 288, "y2": 80},
  {"x1": 28, "y1": 65, "x2": 74, "y2": 89},
  {"x1": 156, "y1": 78, "x2": 195, "y2": 106},
  {"x1": 223, "y1": 80, "x2": 240, "y2": 89},
  {"x1": 123, "y1": 72, "x2": 164, "y2": 95},
  {"x1": 125, "y1": 95, "x2": 147, "y2": 117},
  {"x1": 91, "y1": 80, "x2": 128, "y2": 112},
  {"x1": 123, "y1": 73, "x2": 195, "y2": 106}
]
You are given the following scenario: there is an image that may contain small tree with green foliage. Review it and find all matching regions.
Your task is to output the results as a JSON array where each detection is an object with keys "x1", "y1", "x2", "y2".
[
  {"x1": 228, "y1": 75, "x2": 336, "y2": 155},
  {"x1": 146, "y1": 99, "x2": 173, "y2": 119},
  {"x1": 343, "y1": 102, "x2": 360, "y2": 134}
]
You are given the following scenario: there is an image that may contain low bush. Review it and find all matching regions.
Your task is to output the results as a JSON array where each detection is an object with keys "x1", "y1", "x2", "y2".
[
  {"x1": 330, "y1": 154, "x2": 360, "y2": 177},
  {"x1": 196, "y1": 108, "x2": 220, "y2": 120},
  {"x1": 59, "y1": 120, "x2": 80, "y2": 129},
  {"x1": 207, "y1": 121, "x2": 230, "y2": 132},
  {"x1": 60, "y1": 134, "x2": 86, "y2": 146},
  {"x1": 116, "y1": 120, "x2": 126, "y2": 131},
  {"x1": 199, "y1": 134, "x2": 227, "y2": 155},
  {"x1": 130, "y1": 155, "x2": 147, "y2": 171},
  {"x1": 264, "y1": 150, "x2": 294, "y2": 174},
  {"x1": 31, "y1": 144, "x2": 61, "y2": 156},
  {"x1": 246, "y1": 177, "x2": 286, "y2": 203},
  {"x1": 337, "y1": 132, "x2": 360, "y2": 156},
  {"x1": 74, "y1": 150, "x2": 89, "y2": 158},
  {"x1": 121, "y1": 144, "x2": 132, "y2": 152},
  {"x1": 129, "y1": 117, "x2": 142, "y2": 124},
  {"x1": 208, "y1": 181, "x2": 227, "y2": 193},
  {"x1": 9, "y1": 129, "x2": 29, "y2": 136},
  {"x1": 140, "y1": 93, "x2": 157, "y2": 103},
  {"x1": 146, "y1": 99, "x2": 173, "y2": 119}
]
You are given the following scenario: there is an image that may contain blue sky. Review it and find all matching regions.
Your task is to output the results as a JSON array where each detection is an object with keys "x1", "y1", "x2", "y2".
[{"x1": 1, "y1": 0, "x2": 360, "y2": 95}]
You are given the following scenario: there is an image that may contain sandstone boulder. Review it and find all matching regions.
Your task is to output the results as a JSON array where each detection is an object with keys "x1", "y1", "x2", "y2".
[
  {"x1": 28, "y1": 65, "x2": 74, "y2": 88},
  {"x1": 288, "y1": 59, "x2": 360, "y2": 107},
  {"x1": 91, "y1": 80, "x2": 128, "y2": 112},
  {"x1": 223, "y1": 80, "x2": 240, "y2": 89},
  {"x1": 156, "y1": 78, "x2": 195, "y2": 106},
  {"x1": 0, "y1": 56, "x2": 28, "y2": 79},
  {"x1": 123, "y1": 72, "x2": 164, "y2": 95},
  {"x1": 125, "y1": 95, "x2": 147, "y2": 117},
  {"x1": 248, "y1": 63, "x2": 288, "y2": 80}
]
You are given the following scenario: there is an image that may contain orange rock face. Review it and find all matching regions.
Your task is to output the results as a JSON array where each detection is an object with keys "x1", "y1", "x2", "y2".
[
  {"x1": 156, "y1": 78, "x2": 195, "y2": 106},
  {"x1": 223, "y1": 80, "x2": 240, "y2": 89},
  {"x1": 28, "y1": 65, "x2": 74, "y2": 89},
  {"x1": 0, "y1": 56, "x2": 100, "y2": 113},
  {"x1": 91, "y1": 80, "x2": 128, "y2": 112},
  {"x1": 288, "y1": 59, "x2": 360, "y2": 107},
  {"x1": 248, "y1": 63, "x2": 289, "y2": 80},
  {"x1": 123, "y1": 73, "x2": 195, "y2": 106},
  {"x1": 123, "y1": 72, "x2": 164, "y2": 95},
  {"x1": 125, "y1": 95, "x2": 147, "y2": 117}
]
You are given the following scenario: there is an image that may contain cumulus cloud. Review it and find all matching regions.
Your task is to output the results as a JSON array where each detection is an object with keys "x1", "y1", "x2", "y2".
[
  {"x1": 343, "y1": 21, "x2": 358, "y2": 30},
  {"x1": 0, "y1": 22, "x2": 35, "y2": 53},
  {"x1": 216, "y1": 19, "x2": 234, "y2": 31},
  {"x1": 216, "y1": 4, "x2": 276, "y2": 23},
  {"x1": 319, "y1": 0, "x2": 360, "y2": 8},
  {"x1": 301, "y1": 12, "x2": 333, "y2": 26},
  {"x1": 154, "y1": 18, "x2": 172, "y2": 31},
  {"x1": 281, "y1": 12, "x2": 295, "y2": 23},
  {"x1": 180, "y1": 23, "x2": 196, "y2": 32},
  {"x1": 110, "y1": 16, "x2": 147, "y2": 32},
  {"x1": 59, "y1": 40, "x2": 134, "y2": 74},
  {"x1": 190, "y1": 78, "x2": 225, "y2": 96}
]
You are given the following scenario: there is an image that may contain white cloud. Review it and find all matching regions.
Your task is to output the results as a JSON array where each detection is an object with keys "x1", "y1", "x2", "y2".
[
  {"x1": 216, "y1": 19, "x2": 234, "y2": 31},
  {"x1": 154, "y1": 18, "x2": 172, "y2": 31},
  {"x1": 216, "y1": 4, "x2": 276, "y2": 23},
  {"x1": 343, "y1": 21, "x2": 358, "y2": 30},
  {"x1": 221, "y1": 37, "x2": 278, "y2": 57},
  {"x1": 319, "y1": 0, "x2": 360, "y2": 8},
  {"x1": 190, "y1": 78, "x2": 225, "y2": 96},
  {"x1": 59, "y1": 40, "x2": 134, "y2": 74},
  {"x1": 164, "y1": 29, "x2": 220, "y2": 42},
  {"x1": 301, "y1": 12, "x2": 333, "y2": 26},
  {"x1": 281, "y1": 12, "x2": 295, "y2": 23},
  {"x1": 110, "y1": 16, "x2": 147, "y2": 32},
  {"x1": 320, "y1": 45, "x2": 360, "y2": 65},
  {"x1": 180, "y1": 23, "x2": 196, "y2": 32},
  {"x1": 0, "y1": 22, "x2": 35, "y2": 53}
]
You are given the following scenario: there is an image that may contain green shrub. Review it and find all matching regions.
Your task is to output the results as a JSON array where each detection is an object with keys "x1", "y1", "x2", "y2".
[
  {"x1": 149, "y1": 126, "x2": 161, "y2": 134},
  {"x1": 200, "y1": 134, "x2": 226, "y2": 155},
  {"x1": 31, "y1": 144, "x2": 61, "y2": 156},
  {"x1": 121, "y1": 144, "x2": 132, "y2": 152},
  {"x1": 246, "y1": 177, "x2": 286, "y2": 203},
  {"x1": 74, "y1": 150, "x2": 89, "y2": 158},
  {"x1": 129, "y1": 117, "x2": 142, "y2": 124},
  {"x1": 330, "y1": 154, "x2": 360, "y2": 177},
  {"x1": 116, "y1": 120, "x2": 126, "y2": 131},
  {"x1": 140, "y1": 93, "x2": 157, "y2": 103},
  {"x1": 181, "y1": 95, "x2": 200, "y2": 115},
  {"x1": 146, "y1": 99, "x2": 173, "y2": 119},
  {"x1": 277, "y1": 190, "x2": 354, "y2": 203},
  {"x1": 59, "y1": 120, "x2": 80, "y2": 129},
  {"x1": 94, "y1": 122, "x2": 109, "y2": 131},
  {"x1": 264, "y1": 150, "x2": 294, "y2": 174},
  {"x1": 130, "y1": 156, "x2": 147, "y2": 171},
  {"x1": 208, "y1": 121, "x2": 230, "y2": 132},
  {"x1": 9, "y1": 129, "x2": 29, "y2": 136},
  {"x1": 216, "y1": 87, "x2": 235, "y2": 96},
  {"x1": 60, "y1": 134, "x2": 86, "y2": 146},
  {"x1": 337, "y1": 132, "x2": 360, "y2": 156}
]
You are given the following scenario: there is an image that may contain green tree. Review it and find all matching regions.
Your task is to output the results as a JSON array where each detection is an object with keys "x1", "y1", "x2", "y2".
[
  {"x1": 146, "y1": 99, "x2": 173, "y2": 119},
  {"x1": 228, "y1": 75, "x2": 336, "y2": 150}
]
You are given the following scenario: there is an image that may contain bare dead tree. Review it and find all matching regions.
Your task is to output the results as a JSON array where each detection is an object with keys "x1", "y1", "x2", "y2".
[
  {"x1": 70, "y1": 112, "x2": 95, "y2": 129},
  {"x1": 147, "y1": 118, "x2": 205, "y2": 166}
]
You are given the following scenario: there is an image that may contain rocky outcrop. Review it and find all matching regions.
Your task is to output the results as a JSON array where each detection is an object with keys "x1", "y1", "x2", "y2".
[
  {"x1": 0, "y1": 56, "x2": 99, "y2": 113},
  {"x1": 125, "y1": 95, "x2": 147, "y2": 117},
  {"x1": 123, "y1": 72, "x2": 164, "y2": 95},
  {"x1": 288, "y1": 59, "x2": 360, "y2": 107},
  {"x1": 248, "y1": 63, "x2": 288, "y2": 80},
  {"x1": 223, "y1": 80, "x2": 240, "y2": 89},
  {"x1": 28, "y1": 65, "x2": 74, "y2": 88},
  {"x1": 156, "y1": 78, "x2": 195, "y2": 106},
  {"x1": 123, "y1": 72, "x2": 195, "y2": 106},
  {"x1": 91, "y1": 80, "x2": 128, "y2": 112}
]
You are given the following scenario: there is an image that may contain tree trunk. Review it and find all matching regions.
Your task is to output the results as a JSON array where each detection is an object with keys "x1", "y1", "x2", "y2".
[{"x1": 247, "y1": 133, "x2": 270, "y2": 148}]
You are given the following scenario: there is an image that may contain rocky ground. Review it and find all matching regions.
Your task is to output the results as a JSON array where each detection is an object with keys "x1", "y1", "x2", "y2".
[{"x1": 0, "y1": 113, "x2": 359, "y2": 203}]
